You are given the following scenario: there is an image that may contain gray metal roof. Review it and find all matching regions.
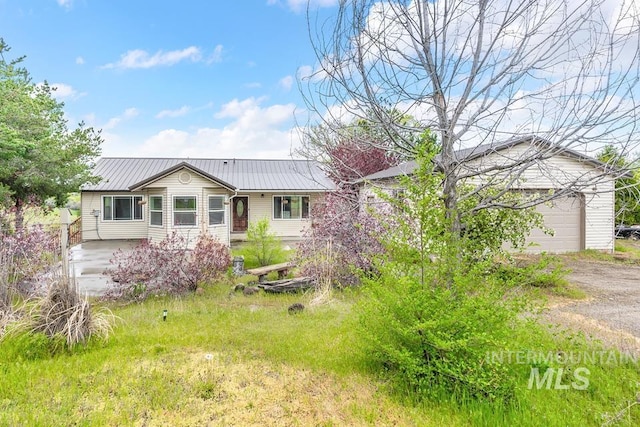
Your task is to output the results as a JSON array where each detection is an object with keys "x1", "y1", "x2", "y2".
[
  {"x1": 83, "y1": 158, "x2": 334, "y2": 192},
  {"x1": 361, "y1": 136, "x2": 618, "y2": 181},
  {"x1": 360, "y1": 160, "x2": 419, "y2": 181}
]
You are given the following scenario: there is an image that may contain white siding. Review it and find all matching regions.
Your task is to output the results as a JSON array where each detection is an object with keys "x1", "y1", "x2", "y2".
[
  {"x1": 360, "y1": 144, "x2": 616, "y2": 253},
  {"x1": 81, "y1": 192, "x2": 148, "y2": 240},
  {"x1": 462, "y1": 144, "x2": 604, "y2": 190},
  {"x1": 583, "y1": 181, "x2": 615, "y2": 251},
  {"x1": 145, "y1": 188, "x2": 168, "y2": 243},
  {"x1": 150, "y1": 170, "x2": 231, "y2": 246},
  {"x1": 231, "y1": 192, "x2": 320, "y2": 240},
  {"x1": 81, "y1": 168, "x2": 233, "y2": 246}
]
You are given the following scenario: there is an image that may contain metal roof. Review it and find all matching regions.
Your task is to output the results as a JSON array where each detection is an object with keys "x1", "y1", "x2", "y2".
[
  {"x1": 83, "y1": 158, "x2": 334, "y2": 192},
  {"x1": 361, "y1": 136, "x2": 620, "y2": 181}
]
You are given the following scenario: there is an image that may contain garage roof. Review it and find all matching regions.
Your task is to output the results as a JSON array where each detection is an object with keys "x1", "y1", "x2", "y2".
[{"x1": 361, "y1": 136, "x2": 627, "y2": 181}]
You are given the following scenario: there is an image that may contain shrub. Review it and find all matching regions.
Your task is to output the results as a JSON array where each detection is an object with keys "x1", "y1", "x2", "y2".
[
  {"x1": 296, "y1": 192, "x2": 386, "y2": 286},
  {"x1": 105, "y1": 232, "x2": 232, "y2": 300},
  {"x1": 0, "y1": 221, "x2": 59, "y2": 302},
  {"x1": 356, "y1": 143, "x2": 538, "y2": 402},
  {"x1": 358, "y1": 258, "x2": 522, "y2": 401},
  {"x1": 238, "y1": 218, "x2": 286, "y2": 268},
  {"x1": 494, "y1": 255, "x2": 569, "y2": 289}
]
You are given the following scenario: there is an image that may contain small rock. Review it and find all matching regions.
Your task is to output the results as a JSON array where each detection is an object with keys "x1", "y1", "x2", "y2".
[
  {"x1": 234, "y1": 283, "x2": 246, "y2": 292},
  {"x1": 243, "y1": 286, "x2": 259, "y2": 296},
  {"x1": 288, "y1": 303, "x2": 304, "y2": 314}
]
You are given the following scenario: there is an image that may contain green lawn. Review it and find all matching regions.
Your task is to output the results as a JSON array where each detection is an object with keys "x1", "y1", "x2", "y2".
[{"x1": 1, "y1": 281, "x2": 640, "y2": 426}]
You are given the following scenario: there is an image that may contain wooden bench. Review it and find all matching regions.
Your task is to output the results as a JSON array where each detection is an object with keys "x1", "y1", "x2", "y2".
[{"x1": 246, "y1": 262, "x2": 295, "y2": 282}]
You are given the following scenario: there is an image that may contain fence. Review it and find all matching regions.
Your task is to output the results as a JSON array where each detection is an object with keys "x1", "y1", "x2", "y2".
[{"x1": 68, "y1": 217, "x2": 82, "y2": 247}]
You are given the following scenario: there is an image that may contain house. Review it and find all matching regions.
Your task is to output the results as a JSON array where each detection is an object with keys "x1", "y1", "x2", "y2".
[
  {"x1": 80, "y1": 158, "x2": 333, "y2": 246},
  {"x1": 359, "y1": 136, "x2": 621, "y2": 253}
]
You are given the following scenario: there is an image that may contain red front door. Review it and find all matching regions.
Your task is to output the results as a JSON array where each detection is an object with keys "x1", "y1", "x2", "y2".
[{"x1": 233, "y1": 197, "x2": 248, "y2": 232}]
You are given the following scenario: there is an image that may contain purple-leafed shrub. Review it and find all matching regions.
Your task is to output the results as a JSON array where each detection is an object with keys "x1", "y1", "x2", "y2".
[
  {"x1": 296, "y1": 192, "x2": 386, "y2": 287},
  {"x1": 104, "y1": 232, "x2": 232, "y2": 301},
  {"x1": 0, "y1": 223, "x2": 59, "y2": 302}
]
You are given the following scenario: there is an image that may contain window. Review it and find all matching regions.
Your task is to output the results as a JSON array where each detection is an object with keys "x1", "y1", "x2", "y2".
[
  {"x1": 149, "y1": 196, "x2": 163, "y2": 226},
  {"x1": 208, "y1": 196, "x2": 225, "y2": 225},
  {"x1": 173, "y1": 196, "x2": 197, "y2": 226},
  {"x1": 102, "y1": 196, "x2": 142, "y2": 221},
  {"x1": 273, "y1": 196, "x2": 310, "y2": 220}
]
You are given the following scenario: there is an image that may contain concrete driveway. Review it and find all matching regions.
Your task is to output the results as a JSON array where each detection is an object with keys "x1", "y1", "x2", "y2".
[{"x1": 70, "y1": 240, "x2": 140, "y2": 296}]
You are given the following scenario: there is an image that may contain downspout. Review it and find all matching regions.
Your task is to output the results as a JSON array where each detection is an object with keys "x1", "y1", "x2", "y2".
[{"x1": 228, "y1": 189, "x2": 239, "y2": 247}]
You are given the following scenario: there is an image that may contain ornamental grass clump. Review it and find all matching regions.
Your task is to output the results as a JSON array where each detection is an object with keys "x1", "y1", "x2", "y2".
[
  {"x1": 2, "y1": 275, "x2": 116, "y2": 351},
  {"x1": 30, "y1": 277, "x2": 115, "y2": 348}
]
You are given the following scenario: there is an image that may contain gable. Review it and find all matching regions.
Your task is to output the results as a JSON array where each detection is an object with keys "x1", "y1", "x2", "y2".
[
  {"x1": 361, "y1": 137, "x2": 622, "y2": 184},
  {"x1": 128, "y1": 163, "x2": 235, "y2": 191},
  {"x1": 461, "y1": 142, "x2": 611, "y2": 189},
  {"x1": 141, "y1": 167, "x2": 230, "y2": 191}
]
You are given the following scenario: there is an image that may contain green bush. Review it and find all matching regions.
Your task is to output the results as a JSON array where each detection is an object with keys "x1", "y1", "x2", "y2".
[
  {"x1": 494, "y1": 255, "x2": 569, "y2": 289},
  {"x1": 358, "y1": 259, "x2": 523, "y2": 401},
  {"x1": 357, "y1": 142, "x2": 540, "y2": 403},
  {"x1": 236, "y1": 218, "x2": 286, "y2": 268}
]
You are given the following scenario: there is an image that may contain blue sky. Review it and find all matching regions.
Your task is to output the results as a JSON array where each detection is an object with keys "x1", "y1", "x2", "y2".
[{"x1": 0, "y1": 0, "x2": 338, "y2": 159}]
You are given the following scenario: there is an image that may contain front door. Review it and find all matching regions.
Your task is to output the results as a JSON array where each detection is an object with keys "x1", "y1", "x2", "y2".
[{"x1": 233, "y1": 196, "x2": 249, "y2": 232}]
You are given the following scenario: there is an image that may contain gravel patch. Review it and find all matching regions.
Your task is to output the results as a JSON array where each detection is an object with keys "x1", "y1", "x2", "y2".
[{"x1": 542, "y1": 259, "x2": 640, "y2": 355}]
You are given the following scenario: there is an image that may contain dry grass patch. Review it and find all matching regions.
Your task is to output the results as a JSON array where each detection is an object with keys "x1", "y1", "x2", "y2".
[{"x1": 74, "y1": 350, "x2": 448, "y2": 426}]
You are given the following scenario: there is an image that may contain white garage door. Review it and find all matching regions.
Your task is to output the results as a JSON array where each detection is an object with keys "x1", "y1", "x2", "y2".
[{"x1": 526, "y1": 195, "x2": 583, "y2": 253}]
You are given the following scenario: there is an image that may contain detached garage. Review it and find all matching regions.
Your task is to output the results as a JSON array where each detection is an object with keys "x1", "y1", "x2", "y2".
[
  {"x1": 360, "y1": 137, "x2": 618, "y2": 253},
  {"x1": 527, "y1": 194, "x2": 584, "y2": 253}
]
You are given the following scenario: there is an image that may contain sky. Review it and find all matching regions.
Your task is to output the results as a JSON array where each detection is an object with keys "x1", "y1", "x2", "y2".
[{"x1": 0, "y1": 0, "x2": 339, "y2": 159}]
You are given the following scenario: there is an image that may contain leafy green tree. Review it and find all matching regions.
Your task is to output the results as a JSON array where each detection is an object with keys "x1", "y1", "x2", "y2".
[
  {"x1": 241, "y1": 218, "x2": 286, "y2": 268},
  {"x1": 358, "y1": 142, "x2": 542, "y2": 401},
  {"x1": 597, "y1": 145, "x2": 640, "y2": 226},
  {"x1": 0, "y1": 39, "x2": 102, "y2": 228}
]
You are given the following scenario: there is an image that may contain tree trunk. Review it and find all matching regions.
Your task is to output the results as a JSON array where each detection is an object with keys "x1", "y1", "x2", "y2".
[{"x1": 14, "y1": 198, "x2": 24, "y2": 232}]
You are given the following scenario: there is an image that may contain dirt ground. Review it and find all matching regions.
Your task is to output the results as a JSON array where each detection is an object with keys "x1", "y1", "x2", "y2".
[{"x1": 543, "y1": 251, "x2": 640, "y2": 355}]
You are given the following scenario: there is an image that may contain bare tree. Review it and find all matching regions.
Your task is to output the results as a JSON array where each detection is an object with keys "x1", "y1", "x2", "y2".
[{"x1": 301, "y1": 0, "x2": 640, "y2": 235}]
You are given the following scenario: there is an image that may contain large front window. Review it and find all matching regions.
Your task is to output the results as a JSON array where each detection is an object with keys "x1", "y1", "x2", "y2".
[
  {"x1": 273, "y1": 196, "x2": 310, "y2": 220},
  {"x1": 173, "y1": 196, "x2": 197, "y2": 226},
  {"x1": 102, "y1": 196, "x2": 143, "y2": 221}
]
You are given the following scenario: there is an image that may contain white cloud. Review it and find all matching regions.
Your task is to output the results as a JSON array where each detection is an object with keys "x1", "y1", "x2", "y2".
[
  {"x1": 102, "y1": 46, "x2": 202, "y2": 69},
  {"x1": 207, "y1": 44, "x2": 224, "y2": 64},
  {"x1": 82, "y1": 113, "x2": 97, "y2": 126},
  {"x1": 131, "y1": 97, "x2": 301, "y2": 158},
  {"x1": 75, "y1": 56, "x2": 84, "y2": 65},
  {"x1": 156, "y1": 106, "x2": 191, "y2": 119},
  {"x1": 244, "y1": 82, "x2": 262, "y2": 89},
  {"x1": 268, "y1": 0, "x2": 339, "y2": 13},
  {"x1": 57, "y1": 0, "x2": 72, "y2": 9},
  {"x1": 103, "y1": 107, "x2": 139, "y2": 130},
  {"x1": 296, "y1": 64, "x2": 326, "y2": 82},
  {"x1": 36, "y1": 82, "x2": 86, "y2": 101},
  {"x1": 279, "y1": 75, "x2": 293, "y2": 91}
]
